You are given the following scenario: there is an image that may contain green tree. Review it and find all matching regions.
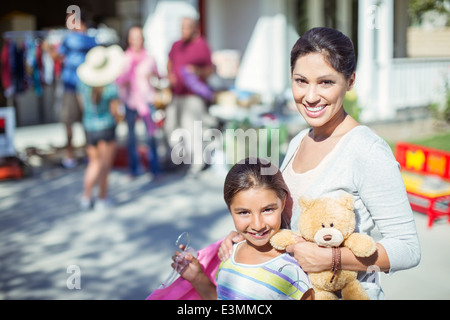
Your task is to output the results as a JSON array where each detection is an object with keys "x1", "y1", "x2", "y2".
[{"x1": 409, "y1": 0, "x2": 450, "y2": 26}]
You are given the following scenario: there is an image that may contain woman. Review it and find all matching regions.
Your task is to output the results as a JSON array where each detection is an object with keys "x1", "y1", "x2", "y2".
[
  {"x1": 219, "y1": 27, "x2": 421, "y2": 300},
  {"x1": 116, "y1": 25, "x2": 161, "y2": 178},
  {"x1": 76, "y1": 45, "x2": 124, "y2": 211}
]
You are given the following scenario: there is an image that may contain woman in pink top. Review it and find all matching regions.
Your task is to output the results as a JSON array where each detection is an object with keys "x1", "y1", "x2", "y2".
[{"x1": 116, "y1": 25, "x2": 161, "y2": 178}]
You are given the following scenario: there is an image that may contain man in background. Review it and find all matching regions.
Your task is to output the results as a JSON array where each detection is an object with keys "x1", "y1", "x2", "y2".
[
  {"x1": 54, "y1": 12, "x2": 97, "y2": 168},
  {"x1": 165, "y1": 17, "x2": 214, "y2": 177}
]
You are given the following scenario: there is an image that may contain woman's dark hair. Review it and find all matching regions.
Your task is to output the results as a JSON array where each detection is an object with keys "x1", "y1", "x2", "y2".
[
  {"x1": 290, "y1": 27, "x2": 356, "y2": 80},
  {"x1": 224, "y1": 158, "x2": 292, "y2": 229}
]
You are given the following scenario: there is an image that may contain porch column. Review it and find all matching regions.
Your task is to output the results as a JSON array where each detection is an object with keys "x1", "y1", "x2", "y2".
[
  {"x1": 377, "y1": 0, "x2": 395, "y2": 120},
  {"x1": 336, "y1": 0, "x2": 352, "y2": 37},
  {"x1": 307, "y1": 0, "x2": 324, "y2": 28},
  {"x1": 356, "y1": 0, "x2": 377, "y2": 122},
  {"x1": 357, "y1": 0, "x2": 395, "y2": 122}
]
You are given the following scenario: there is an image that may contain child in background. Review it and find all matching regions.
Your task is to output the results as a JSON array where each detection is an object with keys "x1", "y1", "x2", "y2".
[
  {"x1": 76, "y1": 45, "x2": 124, "y2": 211},
  {"x1": 172, "y1": 158, "x2": 313, "y2": 300}
]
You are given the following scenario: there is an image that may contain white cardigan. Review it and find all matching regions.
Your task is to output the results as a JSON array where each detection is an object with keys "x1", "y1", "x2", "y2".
[{"x1": 280, "y1": 126, "x2": 421, "y2": 299}]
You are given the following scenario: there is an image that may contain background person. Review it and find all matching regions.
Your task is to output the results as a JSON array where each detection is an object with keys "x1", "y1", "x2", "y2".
[
  {"x1": 116, "y1": 25, "x2": 162, "y2": 179},
  {"x1": 218, "y1": 27, "x2": 421, "y2": 300},
  {"x1": 55, "y1": 12, "x2": 97, "y2": 168},
  {"x1": 76, "y1": 45, "x2": 124, "y2": 211},
  {"x1": 165, "y1": 16, "x2": 214, "y2": 177}
]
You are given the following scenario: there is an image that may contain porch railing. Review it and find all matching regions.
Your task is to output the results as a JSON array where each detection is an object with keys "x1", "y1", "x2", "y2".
[{"x1": 390, "y1": 58, "x2": 450, "y2": 110}]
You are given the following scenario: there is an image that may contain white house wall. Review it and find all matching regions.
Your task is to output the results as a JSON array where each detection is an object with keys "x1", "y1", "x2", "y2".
[
  {"x1": 206, "y1": 0, "x2": 298, "y2": 103},
  {"x1": 205, "y1": 0, "x2": 260, "y2": 54}
]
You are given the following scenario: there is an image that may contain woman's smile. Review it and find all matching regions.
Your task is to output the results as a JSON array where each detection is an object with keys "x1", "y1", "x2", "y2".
[
  {"x1": 292, "y1": 53, "x2": 354, "y2": 129},
  {"x1": 304, "y1": 103, "x2": 328, "y2": 118}
]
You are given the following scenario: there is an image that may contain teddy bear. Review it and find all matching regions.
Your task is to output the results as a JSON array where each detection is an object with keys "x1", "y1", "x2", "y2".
[{"x1": 270, "y1": 193, "x2": 377, "y2": 300}]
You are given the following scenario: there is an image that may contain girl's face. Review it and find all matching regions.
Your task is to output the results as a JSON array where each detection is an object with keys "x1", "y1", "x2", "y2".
[
  {"x1": 291, "y1": 52, "x2": 355, "y2": 129},
  {"x1": 230, "y1": 187, "x2": 285, "y2": 251}
]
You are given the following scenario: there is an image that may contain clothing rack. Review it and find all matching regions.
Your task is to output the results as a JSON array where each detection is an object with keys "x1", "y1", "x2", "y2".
[
  {"x1": 1, "y1": 30, "x2": 66, "y2": 125},
  {"x1": 3, "y1": 30, "x2": 56, "y2": 40},
  {"x1": 3, "y1": 26, "x2": 119, "y2": 44},
  {"x1": 1, "y1": 26, "x2": 120, "y2": 126}
]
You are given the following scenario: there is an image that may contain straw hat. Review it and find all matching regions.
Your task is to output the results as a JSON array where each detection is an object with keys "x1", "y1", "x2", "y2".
[{"x1": 77, "y1": 45, "x2": 124, "y2": 87}]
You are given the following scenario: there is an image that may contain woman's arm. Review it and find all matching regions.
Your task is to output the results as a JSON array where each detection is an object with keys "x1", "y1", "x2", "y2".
[
  {"x1": 217, "y1": 231, "x2": 244, "y2": 261},
  {"x1": 357, "y1": 139, "x2": 421, "y2": 274},
  {"x1": 286, "y1": 240, "x2": 390, "y2": 273}
]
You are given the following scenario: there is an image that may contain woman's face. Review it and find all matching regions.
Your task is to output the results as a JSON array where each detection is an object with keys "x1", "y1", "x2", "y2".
[
  {"x1": 229, "y1": 187, "x2": 285, "y2": 251},
  {"x1": 291, "y1": 52, "x2": 354, "y2": 129},
  {"x1": 128, "y1": 27, "x2": 144, "y2": 51}
]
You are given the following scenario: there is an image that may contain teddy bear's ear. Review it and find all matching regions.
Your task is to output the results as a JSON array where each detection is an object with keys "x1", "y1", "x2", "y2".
[
  {"x1": 299, "y1": 197, "x2": 314, "y2": 211},
  {"x1": 339, "y1": 193, "x2": 354, "y2": 210}
]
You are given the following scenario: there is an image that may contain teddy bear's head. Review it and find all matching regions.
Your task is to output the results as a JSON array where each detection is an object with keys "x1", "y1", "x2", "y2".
[{"x1": 298, "y1": 194, "x2": 356, "y2": 248}]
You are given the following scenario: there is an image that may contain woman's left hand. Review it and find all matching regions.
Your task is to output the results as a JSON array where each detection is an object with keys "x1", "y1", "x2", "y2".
[{"x1": 286, "y1": 239, "x2": 332, "y2": 273}]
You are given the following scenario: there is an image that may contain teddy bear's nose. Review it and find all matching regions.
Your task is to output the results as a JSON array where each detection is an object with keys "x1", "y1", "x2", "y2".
[{"x1": 323, "y1": 234, "x2": 332, "y2": 241}]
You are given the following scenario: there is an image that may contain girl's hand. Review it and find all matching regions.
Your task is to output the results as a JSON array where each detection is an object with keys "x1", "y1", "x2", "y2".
[
  {"x1": 218, "y1": 231, "x2": 244, "y2": 261},
  {"x1": 172, "y1": 245, "x2": 203, "y2": 283},
  {"x1": 286, "y1": 238, "x2": 332, "y2": 273}
]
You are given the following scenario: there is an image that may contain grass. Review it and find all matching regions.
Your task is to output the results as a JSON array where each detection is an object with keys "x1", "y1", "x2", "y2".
[
  {"x1": 386, "y1": 131, "x2": 450, "y2": 153},
  {"x1": 408, "y1": 131, "x2": 450, "y2": 152}
]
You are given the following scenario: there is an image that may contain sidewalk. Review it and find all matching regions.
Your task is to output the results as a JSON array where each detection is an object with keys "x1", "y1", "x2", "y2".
[
  {"x1": 1, "y1": 123, "x2": 450, "y2": 300},
  {"x1": 12, "y1": 121, "x2": 135, "y2": 154}
]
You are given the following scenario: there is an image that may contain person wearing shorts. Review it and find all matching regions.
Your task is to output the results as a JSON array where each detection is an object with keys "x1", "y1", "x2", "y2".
[{"x1": 76, "y1": 45, "x2": 124, "y2": 211}]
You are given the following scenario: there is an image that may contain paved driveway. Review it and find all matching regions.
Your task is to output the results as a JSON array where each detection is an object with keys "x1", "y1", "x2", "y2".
[{"x1": 0, "y1": 165, "x2": 233, "y2": 300}]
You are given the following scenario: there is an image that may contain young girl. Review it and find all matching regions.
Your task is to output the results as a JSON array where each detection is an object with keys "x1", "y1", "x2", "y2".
[
  {"x1": 172, "y1": 158, "x2": 312, "y2": 300},
  {"x1": 76, "y1": 45, "x2": 124, "y2": 210}
]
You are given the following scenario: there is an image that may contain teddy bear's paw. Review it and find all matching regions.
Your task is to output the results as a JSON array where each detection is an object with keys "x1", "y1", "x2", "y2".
[
  {"x1": 345, "y1": 233, "x2": 377, "y2": 258},
  {"x1": 270, "y1": 229, "x2": 299, "y2": 250}
]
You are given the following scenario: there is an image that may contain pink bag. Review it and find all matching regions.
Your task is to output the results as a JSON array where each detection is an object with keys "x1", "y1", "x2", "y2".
[{"x1": 146, "y1": 238, "x2": 223, "y2": 300}]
